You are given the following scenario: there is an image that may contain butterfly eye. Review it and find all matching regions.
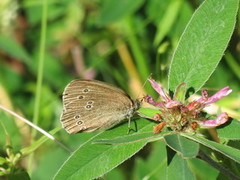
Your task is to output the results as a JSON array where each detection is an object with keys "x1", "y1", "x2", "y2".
[
  {"x1": 78, "y1": 95, "x2": 84, "y2": 99},
  {"x1": 74, "y1": 115, "x2": 80, "y2": 119},
  {"x1": 83, "y1": 89, "x2": 89, "y2": 93},
  {"x1": 76, "y1": 120, "x2": 83, "y2": 125},
  {"x1": 85, "y1": 105, "x2": 93, "y2": 109}
]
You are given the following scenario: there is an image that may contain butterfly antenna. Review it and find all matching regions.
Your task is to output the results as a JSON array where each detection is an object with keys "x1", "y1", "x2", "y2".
[{"x1": 136, "y1": 73, "x2": 152, "y2": 100}]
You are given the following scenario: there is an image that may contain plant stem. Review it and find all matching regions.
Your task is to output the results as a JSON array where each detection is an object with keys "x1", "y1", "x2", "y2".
[
  {"x1": 197, "y1": 150, "x2": 240, "y2": 180},
  {"x1": 0, "y1": 105, "x2": 72, "y2": 153},
  {"x1": 28, "y1": 0, "x2": 47, "y2": 174}
]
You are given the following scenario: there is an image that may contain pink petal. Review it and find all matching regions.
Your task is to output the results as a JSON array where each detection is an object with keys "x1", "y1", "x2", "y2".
[
  {"x1": 144, "y1": 95, "x2": 165, "y2": 108},
  {"x1": 186, "y1": 101, "x2": 202, "y2": 111},
  {"x1": 205, "y1": 86, "x2": 232, "y2": 105},
  {"x1": 196, "y1": 89, "x2": 209, "y2": 104},
  {"x1": 197, "y1": 112, "x2": 229, "y2": 128},
  {"x1": 148, "y1": 78, "x2": 171, "y2": 102},
  {"x1": 194, "y1": 86, "x2": 232, "y2": 106},
  {"x1": 192, "y1": 89, "x2": 208, "y2": 106},
  {"x1": 165, "y1": 100, "x2": 182, "y2": 108}
]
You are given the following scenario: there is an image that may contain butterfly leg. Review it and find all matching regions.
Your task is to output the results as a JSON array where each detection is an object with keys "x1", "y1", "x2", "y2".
[{"x1": 127, "y1": 117, "x2": 137, "y2": 134}]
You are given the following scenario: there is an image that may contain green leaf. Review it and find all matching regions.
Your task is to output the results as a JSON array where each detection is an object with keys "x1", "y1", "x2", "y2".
[
  {"x1": 145, "y1": 141, "x2": 168, "y2": 179},
  {"x1": 105, "y1": 168, "x2": 125, "y2": 180},
  {"x1": 182, "y1": 134, "x2": 240, "y2": 163},
  {"x1": 0, "y1": 112, "x2": 21, "y2": 149},
  {"x1": 97, "y1": 0, "x2": 145, "y2": 25},
  {"x1": 54, "y1": 119, "x2": 151, "y2": 180},
  {"x1": 173, "y1": 82, "x2": 187, "y2": 102},
  {"x1": 154, "y1": 0, "x2": 183, "y2": 45},
  {"x1": 137, "y1": 107, "x2": 161, "y2": 119},
  {"x1": 20, "y1": 127, "x2": 61, "y2": 156},
  {"x1": 168, "y1": 0, "x2": 239, "y2": 93},
  {"x1": 164, "y1": 134, "x2": 199, "y2": 158},
  {"x1": 187, "y1": 158, "x2": 219, "y2": 180},
  {"x1": 132, "y1": 141, "x2": 168, "y2": 180},
  {"x1": 217, "y1": 119, "x2": 240, "y2": 140},
  {"x1": 0, "y1": 35, "x2": 31, "y2": 65},
  {"x1": 0, "y1": 156, "x2": 6, "y2": 165},
  {"x1": 93, "y1": 130, "x2": 171, "y2": 145},
  {"x1": 32, "y1": 147, "x2": 70, "y2": 180},
  {"x1": 135, "y1": 141, "x2": 168, "y2": 179},
  {"x1": 167, "y1": 153, "x2": 195, "y2": 180},
  {"x1": 134, "y1": 158, "x2": 155, "y2": 180},
  {"x1": 8, "y1": 171, "x2": 30, "y2": 180}
]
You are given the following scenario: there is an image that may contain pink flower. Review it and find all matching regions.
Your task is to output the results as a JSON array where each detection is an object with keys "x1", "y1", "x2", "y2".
[
  {"x1": 201, "y1": 86, "x2": 232, "y2": 105},
  {"x1": 144, "y1": 78, "x2": 232, "y2": 133},
  {"x1": 144, "y1": 95, "x2": 165, "y2": 108},
  {"x1": 196, "y1": 112, "x2": 229, "y2": 128},
  {"x1": 191, "y1": 87, "x2": 232, "y2": 105},
  {"x1": 146, "y1": 78, "x2": 182, "y2": 109},
  {"x1": 148, "y1": 78, "x2": 171, "y2": 102}
]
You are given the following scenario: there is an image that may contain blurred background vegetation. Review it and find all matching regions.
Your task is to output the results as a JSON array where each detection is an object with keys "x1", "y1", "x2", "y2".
[{"x1": 0, "y1": 0, "x2": 239, "y2": 179}]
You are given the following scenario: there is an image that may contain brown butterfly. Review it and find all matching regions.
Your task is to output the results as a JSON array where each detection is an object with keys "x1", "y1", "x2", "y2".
[{"x1": 60, "y1": 79, "x2": 141, "y2": 134}]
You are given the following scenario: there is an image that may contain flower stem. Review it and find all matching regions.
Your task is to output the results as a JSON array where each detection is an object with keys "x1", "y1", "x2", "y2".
[{"x1": 197, "y1": 150, "x2": 240, "y2": 180}]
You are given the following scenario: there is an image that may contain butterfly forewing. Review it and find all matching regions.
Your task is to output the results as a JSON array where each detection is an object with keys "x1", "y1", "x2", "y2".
[{"x1": 61, "y1": 79, "x2": 138, "y2": 134}]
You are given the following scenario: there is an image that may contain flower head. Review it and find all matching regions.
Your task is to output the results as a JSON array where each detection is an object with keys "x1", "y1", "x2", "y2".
[{"x1": 144, "y1": 78, "x2": 232, "y2": 133}]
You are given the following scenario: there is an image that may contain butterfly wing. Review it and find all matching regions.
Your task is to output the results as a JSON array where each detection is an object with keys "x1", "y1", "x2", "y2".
[{"x1": 61, "y1": 79, "x2": 137, "y2": 134}]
